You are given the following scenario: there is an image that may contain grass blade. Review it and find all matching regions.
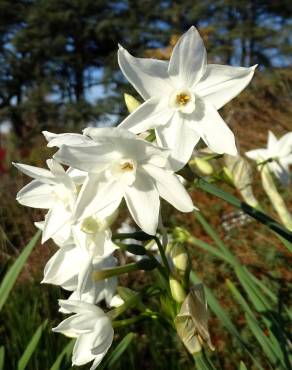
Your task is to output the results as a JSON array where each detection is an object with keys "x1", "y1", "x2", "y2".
[
  {"x1": 0, "y1": 230, "x2": 41, "y2": 312},
  {"x1": 17, "y1": 319, "x2": 48, "y2": 370},
  {"x1": 0, "y1": 346, "x2": 4, "y2": 370},
  {"x1": 195, "y1": 177, "x2": 292, "y2": 242},
  {"x1": 49, "y1": 339, "x2": 74, "y2": 370}
]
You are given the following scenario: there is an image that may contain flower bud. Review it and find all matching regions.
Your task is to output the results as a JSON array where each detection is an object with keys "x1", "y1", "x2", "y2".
[
  {"x1": 172, "y1": 227, "x2": 190, "y2": 244},
  {"x1": 124, "y1": 93, "x2": 141, "y2": 113},
  {"x1": 192, "y1": 158, "x2": 214, "y2": 176},
  {"x1": 171, "y1": 244, "x2": 190, "y2": 276},
  {"x1": 169, "y1": 276, "x2": 186, "y2": 303}
]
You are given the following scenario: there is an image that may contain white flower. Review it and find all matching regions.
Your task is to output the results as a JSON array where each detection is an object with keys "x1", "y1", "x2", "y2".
[
  {"x1": 53, "y1": 300, "x2": 113, "y2": 369},
  {"x1": 53, "y1": 127, "x2": 195, "y2": 235},
  {"x1": 43, "y1": 242, "x2": 117, "y2": 303},
  {"x1": 14, "y1": 159, "x2": 78, "y2": 243},
  {"x1": 118, "y1": 26, "x2": 257, "y2": 170},
  {"x1": 245, "y1": 131, "x2": 292, "y2": 185}
]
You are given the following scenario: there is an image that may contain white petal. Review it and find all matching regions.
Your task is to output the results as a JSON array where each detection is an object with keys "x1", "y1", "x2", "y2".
[
  {"x1": 72, "y1": 333, "x2": 97, "y2": 365},
  {"x1": 118, "y1": 96, "x2": 173, "y2": 134},
  {"x1": 194, "y1": 101, "x2": 238, "y2": 156},
  {"x1": 42, "y1": 244, "x2": 82, "y2": 289},
  {"x1": 118, "y1": 46, "x2": 173, "y2": 100},
  {"x1": 168, "y1": 26, "x2": 207, "y2": 88},
  {"x1": 196, "y1": 64, "x2": 257, "y2": 109},
  {"x1": 74, "y1": 173, "x2": 123, "y2": 221},
  {"x1": 76, "y1": 254, "x2": 93, "y2": 300},
  {"x1": 13, "y1": 162, "x2": 55, "y2": 184},
  {"x1": 267, "y1": 131, "x2": 277, "y2": 150},
  {"x1": 142, "y1": 164, "x2": 195, "y2": 212},
  {"x1": 53, "y1": 145, "x2": 118, "y2": 173},
  {"x1": 277, "y1": 132, "x2": 292, "y2": 157},
  {"x1": 42, "y1": 203, "x2": 72, "y2": 243},
  {"x1": 58, "y1": 299, "x2": 105, "y2": 315},
  {"x1": 43, "y1": 131, "x2": 94, "y2": 148},
  {"x1": 156, "y1": 112, "x2": 200, "y2": 171},
  {"x1": 124, "y1": 171, "x2": 160, "y2": 235},
  {"x1": 83, "y1": 127, "x2": 136, "y2": 141},
  {"x1": 92, "y1": 316, "x2": 114, "y2": 352},
  {"x1": 245, "y1": 149, "x2": 268, "y2": 161},
  {"x1": 16, "y1": 180, "x2": 54, "y2": 209}
]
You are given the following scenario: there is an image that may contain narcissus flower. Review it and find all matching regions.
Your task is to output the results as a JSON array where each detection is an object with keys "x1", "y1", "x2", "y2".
[
  {"x1": 246, "y1": 131, "x2": 292, "y2": 185},
  {"x1": 118, "y1": 26, "x2": 257, "y2": 169},
  {"x1": 53, "y1": 127, "x2": 195, "y2": 235},
  {"x1": 43, "y1": 244, "x2": 117, "y2": 307},
  {"x1": 53, "y1": 300, "x2": 114, "y2": 369},
  {"x1": 14, "y1": 159, "x2": 78, "y2": 243}
]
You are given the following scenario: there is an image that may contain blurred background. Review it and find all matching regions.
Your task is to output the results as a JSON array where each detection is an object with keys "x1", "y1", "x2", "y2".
[{"x1": 0, "y1": 0, "x2": 291, "y2": 369}]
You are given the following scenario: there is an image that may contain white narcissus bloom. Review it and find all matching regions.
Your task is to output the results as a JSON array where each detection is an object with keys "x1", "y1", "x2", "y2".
[
  {"x1": 43, "y1": 243, "x2": 117, "y2": 307},
  {"x1": 14, "y1": 159, "x2": 79, "y2": 243},
  {"x1": 118, "y1": 26, "x2": 257, "y2": 170},
  {"x1": 53, "y1": 127, "x2": 195, "y2": 235},
  {"x1": 245, "y1": 131, "x2": 292, "y2": 185},
  {"x1": 53, "y1": 300, "x2": 114, "y2": 369}
]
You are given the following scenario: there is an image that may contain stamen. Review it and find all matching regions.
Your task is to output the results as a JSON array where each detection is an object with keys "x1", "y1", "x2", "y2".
[
  {"x1": 176, "y1": 93, "x2": 190, "y2": 106},
  {"x1": 121, "y1": 162, "x2": 134, "y2": 171}
]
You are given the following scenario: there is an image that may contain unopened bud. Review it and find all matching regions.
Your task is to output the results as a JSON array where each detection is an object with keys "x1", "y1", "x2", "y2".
[
  {"x1": 192, "y1": 158, "x2": 214, "y2": 176},
  {"x1": 124, "y1": 93, "x2": 141, "y2": 113},
  {"x1": 172, "y1": 227, "x2": 190, "y2": 244},
  {"x1": 171, "y1": 244, "x2": 190, "y2": 276},
  {"x1": 169, "y1": 276, "x2": 186, "y2": 303}
]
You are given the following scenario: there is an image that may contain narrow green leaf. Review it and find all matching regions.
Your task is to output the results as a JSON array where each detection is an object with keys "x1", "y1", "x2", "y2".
[
  {"x1": 0, "y1": 346, "x2": 4, "y2": 370},
  {"x1": 0, "y1": 230, "x2": 41, "y2": 312},
  {"x1": 188, "y1": 235, "x2": 232, "y2": 263},
  {"x1": 226, "y1": 279, "x2": 284, "y2": 368},
  {"x1": 17, "y1": 319, "x2": 48, "y2": 370},
  {"x1": 239, "y1": 361, "x2": 248, "y2": 370},
  {"x1": 195, "y1": 177, "x2": 292, "y2": 242},
  {"x1": 49, "y1": 339, "x2": 74, "y2": 370},
  {"x1": 245, "y1": 313, "x2": 278, "y2": 366},
  {"x1": 100, "y1": 332, "x2": 134, "y2": 369}
]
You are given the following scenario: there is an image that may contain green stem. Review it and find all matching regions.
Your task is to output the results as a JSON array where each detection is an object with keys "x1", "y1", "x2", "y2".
[{"x1": 154, "y1": 236, "x2": 171, "y2": 274}]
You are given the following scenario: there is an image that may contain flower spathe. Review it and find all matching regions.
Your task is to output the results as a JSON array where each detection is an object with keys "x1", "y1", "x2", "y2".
[
  {"x1": 245, "y1": 130, "x2": 292, "y2": 185},
  {"x1": 118, "y1": 26, "x2": 257, "y2": 170},
  {"x1": 53, "y1": 127, "x2": 195, "y2": 235},
  {"x1": 53, "y1": 300, "x2": 114, "y2": 369}
]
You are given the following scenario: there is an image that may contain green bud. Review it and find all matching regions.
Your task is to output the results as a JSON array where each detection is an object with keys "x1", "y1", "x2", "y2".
[
  {"x1": 172, "y1": 227, "x2": 191, "y2": 244},
  {"x1": 124, "y1": 93, "x2": 141, "y2": 113},
  {"x1": 192, "y1": 158, "x2": 214, "y2": 176},
  {"x1": 169, "y1": 276, "x2": 186, "y2": 304},
  {"x1": 171, "y1": 244, "x2": 190, "y2": 276}
]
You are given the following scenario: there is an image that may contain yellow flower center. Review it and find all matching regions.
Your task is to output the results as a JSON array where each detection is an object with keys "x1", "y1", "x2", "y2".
[
  {"x1": 176, "y1": 93, "x2": 190, "y2": 106},
  {"x1": 121, "y1": 162, "x2": 134, "y2": 171}
]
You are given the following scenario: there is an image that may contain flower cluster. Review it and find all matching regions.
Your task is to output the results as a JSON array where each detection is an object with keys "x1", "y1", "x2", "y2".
[{"x1": 14, "y1": 26, "x2": 257, "y2": 368}]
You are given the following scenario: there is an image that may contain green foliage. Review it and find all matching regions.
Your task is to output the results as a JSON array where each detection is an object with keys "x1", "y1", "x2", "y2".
[
  {"x1": 0, "y1": 230, "x2": 41, "y2": 312},
  {"x1": 17, "y1": 320, "x2": 48, "y2": 370}
]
